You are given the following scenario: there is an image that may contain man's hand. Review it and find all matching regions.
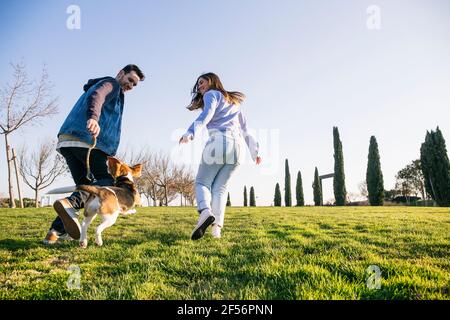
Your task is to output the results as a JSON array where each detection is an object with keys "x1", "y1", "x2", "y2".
[{"x1": 87, "y1": 119, "x2": 100, "y2": 138}]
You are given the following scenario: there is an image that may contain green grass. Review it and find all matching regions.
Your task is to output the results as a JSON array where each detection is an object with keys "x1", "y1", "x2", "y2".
[{"x1": 0, "y1": 206, "x2": 449, "y2": 300}]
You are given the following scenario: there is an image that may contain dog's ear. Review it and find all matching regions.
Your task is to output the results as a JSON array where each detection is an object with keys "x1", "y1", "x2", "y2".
[
  {"x1": 107, "y1": 157, "x2": 121, "y2": 177},
  {"x1": 131, "y1": 164, "x2": 143, "y2": 178}
]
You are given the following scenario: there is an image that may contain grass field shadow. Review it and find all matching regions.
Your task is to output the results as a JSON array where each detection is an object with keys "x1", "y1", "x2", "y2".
[
  {"x1": 143, "y1": 229, "x2": 188, "y2": 246},
  {"x1": 0, "y1": 238, "x2": 40, "y2": 251}
]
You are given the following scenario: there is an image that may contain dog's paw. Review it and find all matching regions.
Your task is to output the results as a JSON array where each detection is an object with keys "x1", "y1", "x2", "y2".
[
  {"x1": 123, "y1": 209, "x2": 136, "y2": 215},
  {"x1": 94, "y1": 236, "x2": 103, "y2": 247},
  {"x1": 79, "y1": 240, "x2": 88, "y2": 248}
]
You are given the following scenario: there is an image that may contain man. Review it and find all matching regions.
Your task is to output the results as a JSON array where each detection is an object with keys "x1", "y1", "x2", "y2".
[{"x1": 43, "y1": 64, "x2": 145, "y2": 244}]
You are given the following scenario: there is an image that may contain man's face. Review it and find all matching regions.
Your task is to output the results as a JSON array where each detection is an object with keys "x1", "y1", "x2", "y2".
[{"x1": 117, "y1": 70, "x2": 140, "y2": 92}]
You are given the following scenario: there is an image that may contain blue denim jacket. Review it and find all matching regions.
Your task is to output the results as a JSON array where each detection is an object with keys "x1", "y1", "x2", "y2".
[{"x1": 58, "y1": 77, "x2": 124, "y2": 156}]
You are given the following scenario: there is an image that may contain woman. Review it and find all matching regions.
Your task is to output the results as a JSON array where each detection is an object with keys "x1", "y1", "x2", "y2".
[{"x1": 179, "y1": 73, "x2": 261, "y2": 240}]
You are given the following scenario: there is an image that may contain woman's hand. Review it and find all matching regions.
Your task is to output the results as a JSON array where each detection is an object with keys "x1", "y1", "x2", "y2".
[
  {"x1": 179, "y1": 134, "x2": 193, "y2": 144},
  {"x1": 256, "y1": 156, "x2": 262, "y2": 165},
  {"x1": 86, "y1": 119, "x2": 100, "y2": 138}
]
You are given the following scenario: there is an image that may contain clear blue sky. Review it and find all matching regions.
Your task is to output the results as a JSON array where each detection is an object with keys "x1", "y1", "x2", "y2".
[{"x1": 1, "y1": 0, "x2": 450, "y2": 205}]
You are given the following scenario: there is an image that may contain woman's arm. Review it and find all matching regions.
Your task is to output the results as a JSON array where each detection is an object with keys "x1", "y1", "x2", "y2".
[
  {"x1": 181, "y1": 91, "x2": 218, "y2": 141},
  {"x1": 238, "y1": 108, "x2": 259, "y2": 161}
]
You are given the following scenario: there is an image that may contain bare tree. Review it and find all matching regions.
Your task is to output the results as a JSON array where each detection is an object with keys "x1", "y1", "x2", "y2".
[
  {"x1": 137, "y1": 151, "x2": 161, "y2": 206},
  {"x1": 173, "y1": 165, "x2": 195, "y2": 206},
  {"x1": 180, "y1": 170, "x2": 195, "y2": 206},
  {"x1": 118, "y1": 148, "x2": 196, "y2": 207},
  {"x1": 172, "y1": 165, "x2": 185, "y2": 206},
  {"x1": 18, "y1": 141, "x2": 67, "y2": 207},
  {"x1": 125, "y1": 149, "x2": 166, "y2": 207},
  {"x1": 154, "y1": 152, "x2": 178, "y2": 206},
  {"x1": 0, "y1": 62, "x2": 58, "y2": 207},
  {"x1": 184, "y1": 187, "x2": 196, "y2": 206},
  {"x1": 11, "y1": 148, "x2": 24, "y2": 207}
]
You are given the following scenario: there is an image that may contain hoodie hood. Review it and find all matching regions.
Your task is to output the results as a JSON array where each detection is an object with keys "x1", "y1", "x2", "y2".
[{"x1": 83, "y1": 76, "x2": 117, "y2": 92}]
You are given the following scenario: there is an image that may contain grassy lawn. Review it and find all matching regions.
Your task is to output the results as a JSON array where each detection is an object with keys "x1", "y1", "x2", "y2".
[{"x1": 0, "y1": 206, "x2": 449, "y2": 300}]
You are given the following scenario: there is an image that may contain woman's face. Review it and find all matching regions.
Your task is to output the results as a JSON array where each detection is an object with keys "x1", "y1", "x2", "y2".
[{"x1": 197, "y1": 77, "x2": 210, "y2": 95}]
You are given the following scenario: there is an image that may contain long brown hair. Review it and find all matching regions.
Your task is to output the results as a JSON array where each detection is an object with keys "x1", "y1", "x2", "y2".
[{"x1": 187, "y1": 73, "x2": 245, "y2": 111}]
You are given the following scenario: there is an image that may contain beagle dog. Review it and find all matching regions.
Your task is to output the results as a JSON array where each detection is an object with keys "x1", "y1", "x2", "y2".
[{"x1": 77, "y1": 157, "x2": 142, "y2": 248}]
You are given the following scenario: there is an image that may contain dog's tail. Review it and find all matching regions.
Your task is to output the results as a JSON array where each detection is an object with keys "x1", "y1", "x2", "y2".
[
  {"x1": 46, "y1": 185, "x2": 77, "y2": 195},
  {"x1": 76, "y1": 185, "x2": 102, "y2": 196},
  {"x1": 76, "y1": 185, "x2": 104, "y2": 204}
]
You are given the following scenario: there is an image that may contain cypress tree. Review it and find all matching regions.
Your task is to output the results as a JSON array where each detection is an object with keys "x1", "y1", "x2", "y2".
[
  {"x1": 420, "y1": 127, "x2": 450, "y2": 206},
  {"x1": 421, "y1": 131, "x2": 434, "y2": 200},
  {"x1": 366, "y1": 136, "x2": 384, "y2": 206},
  {"x1": 284, "y1": 159, "x2": 292, "y2": 206},
  {"x1": 274, "y1": 183, "x2": 282, "y2": 206},
  {"x1": 243, "y1": 186, "x2": 248, "y2": 207},
  {"x1": 333, "y1": 127, "x2": 347, "y2": 205},
  {"x1": 434, "y1": 128, "x2": 450, "y2": 205},
  {"x1": 226, "y1": 193, "x2": 231, "y2": 207},
  {"x1": 313, "y1": 167, "x2": 322, "y2": 206},
  {"x1": 296, "y1": 170, "x2": 305, "y2": 206},
  {"x1": 250, "y1": 187, "x2": 256, "y2": 206}
]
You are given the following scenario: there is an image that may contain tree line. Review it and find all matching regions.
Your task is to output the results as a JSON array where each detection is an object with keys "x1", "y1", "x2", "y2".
[
  {"x1": 2, "y1": 63, "x2": 450, "y2": 208},
  {"x1": 272, "y1": 127, "x2": 450, "y2": 207}
]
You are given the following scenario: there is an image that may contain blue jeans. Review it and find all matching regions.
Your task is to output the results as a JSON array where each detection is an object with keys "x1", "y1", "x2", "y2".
[{"x1": 195, "y1": 131, "x2": 244, "y2": 227}]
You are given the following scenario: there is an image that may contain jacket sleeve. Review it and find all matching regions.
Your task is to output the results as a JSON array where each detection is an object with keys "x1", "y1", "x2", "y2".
[
  {"x1": 239, "y1": 108, "x2": 259, "y2": 161},
  {"x1": 86, "y1": 80, "x2": 118, "y2": 121},
  {"x1": 184, "y1": 91, "x2": 218, "y2": 138}
]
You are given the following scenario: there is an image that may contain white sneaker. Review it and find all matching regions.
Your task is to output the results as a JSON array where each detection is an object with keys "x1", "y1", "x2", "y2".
[
  {"x1": 191, "y1": 209, "x2": 215, "y2": 240},
  {"x1": 211, "y1": 224, "x2": 221, "y2": 238},
  {"x1": 53, "y1": 198, "x2": 81, "y2": 240}
]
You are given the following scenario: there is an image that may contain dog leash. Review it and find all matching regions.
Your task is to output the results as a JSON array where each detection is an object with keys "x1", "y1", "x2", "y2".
[{"x1": 86, "y1": 136, "x2": 97, "y2": 183}]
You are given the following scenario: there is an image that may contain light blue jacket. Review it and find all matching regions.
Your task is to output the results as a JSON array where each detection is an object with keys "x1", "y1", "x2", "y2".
[{"x1": 184, "y1": 90, "x2": 259, "y2": 160}]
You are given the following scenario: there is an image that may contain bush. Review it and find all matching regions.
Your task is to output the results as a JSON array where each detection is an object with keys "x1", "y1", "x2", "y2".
[{"x1": 0, "y1": 198, "x2": 37, "y2": 208}]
